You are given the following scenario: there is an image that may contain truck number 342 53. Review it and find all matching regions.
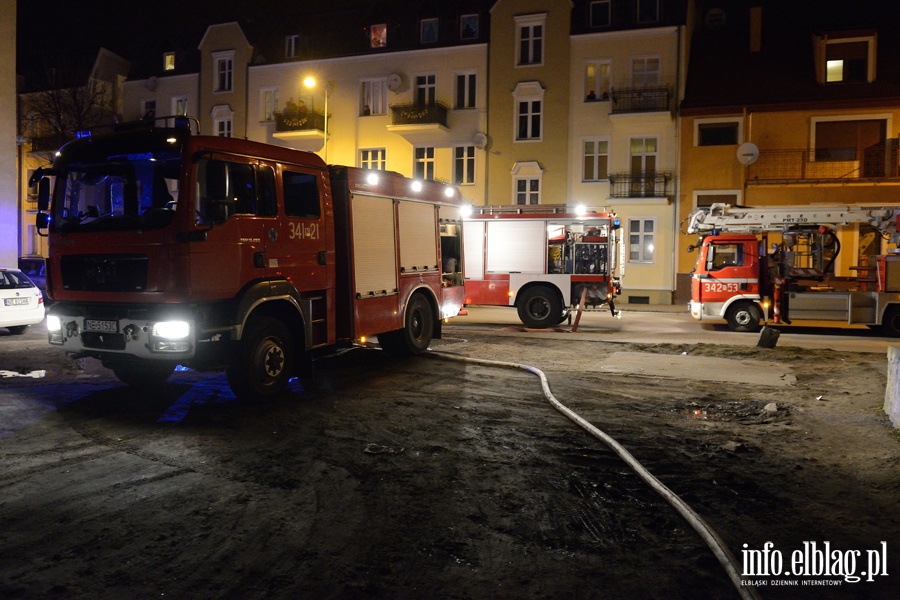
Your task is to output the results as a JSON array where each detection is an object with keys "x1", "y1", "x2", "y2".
[
  {"x1": 703, "y1": 281, "x2": 740, "y2": 293},
  {"x1": 289, "y1": 222, "x2": 320, "y2": 240}
]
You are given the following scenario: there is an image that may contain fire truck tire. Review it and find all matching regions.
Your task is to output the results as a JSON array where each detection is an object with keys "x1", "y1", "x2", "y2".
[
  {"x1": 107, "y1": 358, "x2": 174, "y2": 389},
  {"x1": 227, "y1": 316, "x2": 295, "y2": 400},
  {"x1": 380, "y1": 294, "x2": 434, "y2": 355},
  {"x1": 725, "y1": 302, "x2": 762, "y2": 333},
  {"x1": 879, "y1": 305, "x2": 900, "y2": 337},
  {"x1": 517, "y1": 286, "x2": 563, "y2": 329}
]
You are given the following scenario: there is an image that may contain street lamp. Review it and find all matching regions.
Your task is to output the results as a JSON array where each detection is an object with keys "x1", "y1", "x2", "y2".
[{"x1": 304, "y1": 76, "x2": 332, "y2": 162}]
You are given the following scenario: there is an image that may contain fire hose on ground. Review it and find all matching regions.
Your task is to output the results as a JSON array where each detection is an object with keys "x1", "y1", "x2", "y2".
[{"x1": 427, "y1": 350, "x2": 761, "y2": 600}]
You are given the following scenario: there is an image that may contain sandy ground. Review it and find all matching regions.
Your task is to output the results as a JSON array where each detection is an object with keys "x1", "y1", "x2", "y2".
[{"x1": 0, "y1": 322, "x2": 898, "y2": 599}]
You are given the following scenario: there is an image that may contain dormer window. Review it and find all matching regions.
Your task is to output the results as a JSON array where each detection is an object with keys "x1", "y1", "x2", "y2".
[
  {"x1": 817, "y1": 32, "x2": 876, "y2": 84},
  {"x1": 163, "y1": 52, "x2": 175, "y2": 71},
  {"x1": 370, "y1": 24, "x2": 387, "y2": 48},
  {"x1": 285, "y1": 35, "x2": 299, "y2": 58}
]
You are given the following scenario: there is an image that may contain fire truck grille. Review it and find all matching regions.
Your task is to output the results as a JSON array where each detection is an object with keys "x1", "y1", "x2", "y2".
[{"x1": 61, "y1": 254, "x2": 149, "y2": 292}]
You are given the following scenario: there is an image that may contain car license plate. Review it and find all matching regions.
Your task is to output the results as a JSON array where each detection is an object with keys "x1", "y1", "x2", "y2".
[
  {"x1": 3, "y1": 298, "x2": 29, "y2": 306},
  {"x1": 84, "y1": 319, "x2": 118, "y2": 333}
]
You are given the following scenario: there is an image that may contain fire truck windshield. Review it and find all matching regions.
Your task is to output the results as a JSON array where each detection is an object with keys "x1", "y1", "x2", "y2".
[{"x1": 51, "y1": 151, "x2": 182, "y2": 232}]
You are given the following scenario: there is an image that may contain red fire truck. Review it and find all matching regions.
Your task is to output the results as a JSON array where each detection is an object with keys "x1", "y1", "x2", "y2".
[
  {"x1": 32, "y1": 117, "x2": 466, "y2": 399},
  {"x1": 686, "y1": 202, "x2": 900, "y2": 334},
  {"x1": 462, "y1": 205, "x2": 622, "y2": 328}
]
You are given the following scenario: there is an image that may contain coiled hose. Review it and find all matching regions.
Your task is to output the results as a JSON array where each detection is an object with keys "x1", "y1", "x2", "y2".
[{"x1": 428, "y1": 350, "x2": 761, "y2": 600}]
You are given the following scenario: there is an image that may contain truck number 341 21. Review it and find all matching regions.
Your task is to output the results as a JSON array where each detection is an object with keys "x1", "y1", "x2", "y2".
[
  {"x1": 289, "y1": 222, "x2": 320, "y2": 240},
  {"x1": 703, "y1": 281, "x2": 740, "y2": 293}
]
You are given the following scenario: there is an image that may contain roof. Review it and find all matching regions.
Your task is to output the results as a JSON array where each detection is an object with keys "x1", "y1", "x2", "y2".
[{"x1": 681, "y1": 0, "x2": 900, "y2": 114}]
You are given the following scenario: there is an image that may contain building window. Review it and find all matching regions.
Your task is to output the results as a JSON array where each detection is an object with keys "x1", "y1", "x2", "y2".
[
  {"x1": 515, "y1": 178, "x2": 541, "y2": 205},
  {"x1": 415, "y1": 74, "x2": 436, "y2": 106},
  {"x1": 454, "y1": 146, "x2": 475, "y2": 185},
  {"x1": 142, "y1": 99, "x2": 156, "y2": 119},
  {"x1": 213, "y1": 52, "x2": 234, "y2": 92},
  {"x1": 172, "y1": 95, "x2": 189, "y2": 117},
  {"x1": 455, "y1": 72, "x2": 476, "y2": 109},
  {"x1": 460, "y1": 14, "x2": 479, "y2": 40},
  {"x1": 695, "y1": 191, "x2": 741, "y2": 209},
  {"x1": 216, "y1": 119, "x2": 232, "y2": 137},
  {"x1": 825, "y1": 38, "x2": 874, "y2": 83},
  {"x1": 414, "y1": 147, "x2": 435, "y2": 180},
  {"x1": 630, "y1": 137, "x2": 657, "y2": 173},
  {"x1": 584, "y1": 60, "x2": 611, "y2": 101},
  {"x1": 260, "y1": 88, "x2": 278, "y2": 121},
  {"x1": 370, "y1": 24, "x2": 387, "y2": 48},
  {"x1": 629, "y1": 218, "x2": 655, "y2": 263},
  {"x1": 163, "y1": 52, "x2": 175, "y2": 71},
  {"x1": 212, "y1": 105, "x2": 234, "y2": 138},
  {"x1": 813, "y1": 118, "x2": 886, "y2": 161},
  {"x1": 632, "y1": 56, "x2": 661, "y2": 87},
  {"x1": 695, "y1": 119, "x2": 741, "y2": 146},
  {"x1": 583, "y1": 139, "x2": 609, "y2": 181},
  {"x1": 590, "y1": 1, "x2": 611, "y2": 28},
  {"x1": 285, "y1": 35, "x2": 299, "y2": 58},
  {"x1": 514, "y1": 83, "x2": 544, "y2": 142},
  {"x1": 360, "y1": 148, "x2": 386, "y2": 170},
  {"x1": 421, "y1": 18, "x2": 438, "y2": 44},
  {"x1": 515, "y1": 14, "x2": 545, "y2": 66},
  {"x1": 517, "y1": 100, "x2": 542, "y2": 140},
  {"x1": 637, "y1": 0, "x2": 660, "y2": 24},
  {"x1": 360, "y1": 79, "x2": 387, "y2": 116}
]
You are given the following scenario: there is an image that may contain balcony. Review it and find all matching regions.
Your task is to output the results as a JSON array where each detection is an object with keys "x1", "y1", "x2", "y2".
[
  {"x1": 271, "y1": 110, "x2": 327, "y2": 151},
  {"x1": 608, "y1": 171, "x2": 673, "y2": 198},
  {"x1": 747, "y1": 145, "x2": 900, "y2": 184},
  {"x1": 609, "y1": 86, "x2": 670, "y2": 115},
  {"x1": 387, "y1": 102, "x2": 450, "y2": 143}
]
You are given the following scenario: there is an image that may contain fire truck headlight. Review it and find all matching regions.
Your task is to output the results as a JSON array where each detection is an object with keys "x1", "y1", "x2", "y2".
[
  {"x1": 150, "y1": 320, "x2": 192, "y2": 353},
  {"x1": 575, "y1": 204, "x2": 587, "y2": 216},
  {"x1": 46, "y1": 315, "x2": 61, "y2": 332},
  {"x1": 460, "y1": 204, "x2": 473, "y2": 218}
]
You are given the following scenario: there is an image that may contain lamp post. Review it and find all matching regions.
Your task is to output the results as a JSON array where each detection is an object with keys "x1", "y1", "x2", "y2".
[{"x1": 304, "y1": 76, "x2": 332, "y2": 162}]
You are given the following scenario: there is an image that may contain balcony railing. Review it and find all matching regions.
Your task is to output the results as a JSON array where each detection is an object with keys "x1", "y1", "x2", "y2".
[
  {"x1": 273, "y1": 110, "x2": 326, "y2": 133},
  {"x1": 609, "y1": 86, "x2": 670, "y2": 115},
  {"x1": 389, "y1": 102, "x2": 449, "y2": 127},
  {"x1": 608, "y1": 171, "x2": 673, "y2": 198},
  {"x1": 747, "y1": 146, "x2": 900, "y2": 183}
]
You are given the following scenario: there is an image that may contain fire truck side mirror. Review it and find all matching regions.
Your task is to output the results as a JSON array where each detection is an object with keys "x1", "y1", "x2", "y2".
[
  {"x1": 35, "y1": 211, "x2": 50, "y2": 234},
  {"x1": 37, "y1": 177, "x2": 51, "y2": 212}
]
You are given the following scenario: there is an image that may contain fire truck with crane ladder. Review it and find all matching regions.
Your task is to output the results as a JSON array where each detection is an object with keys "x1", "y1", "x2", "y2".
[
  {"x1": 462, "y1": 204, "x2": 623, "y2": 328},
  {"x1": 30, "y1": 116, "x2": 467, "y2": 400},
  {"x1": 686, "y1": 202, "x2": 900, "y2": 335}
]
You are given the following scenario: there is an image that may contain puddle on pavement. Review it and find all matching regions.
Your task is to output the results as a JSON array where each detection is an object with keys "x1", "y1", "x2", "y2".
[{"x1": 0, "y1": 369, "x2": 47, "y2": 379}]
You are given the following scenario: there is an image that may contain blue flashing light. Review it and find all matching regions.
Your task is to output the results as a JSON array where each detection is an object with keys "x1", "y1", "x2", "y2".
[
  {"x1": 612, "y1": 218, "x2": 621, "y2": 228},
  {"x1": 75, "y1": 130, "x2": 91, "y2": 139}
]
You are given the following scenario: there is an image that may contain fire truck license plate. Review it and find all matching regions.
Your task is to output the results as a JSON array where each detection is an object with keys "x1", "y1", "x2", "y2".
[
  {"x1": 4, "y1": 298, "x2": 29, "y2": 306},
  {"x1": 84, "y1": 319, "x2": 118, "y2": 333}
]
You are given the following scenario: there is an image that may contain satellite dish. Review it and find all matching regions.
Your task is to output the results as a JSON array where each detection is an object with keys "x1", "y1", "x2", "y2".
[
  {"x1": 387, "y1": 73, "x2": 402, "y2": 92},
  {"x1": 737, "y1": 142, "x2": 759, "y2": 166},
  {"x1": 473, "y1": 132, "x2": 488, "y2": 150},
  {"x1": 147, "y1": 76, "x2": 158, "y2": 91}
]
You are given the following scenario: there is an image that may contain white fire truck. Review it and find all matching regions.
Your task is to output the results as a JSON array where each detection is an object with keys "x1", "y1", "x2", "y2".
[
  {"x1": 462, "y1": 205, "x2": 623, "y2": 328},
  {"x1": 686, "y1": 202, "x2": 900, "y2": 334},
  {"x1": 31, "y1": 117, "x2": 466, "y2": 399}
]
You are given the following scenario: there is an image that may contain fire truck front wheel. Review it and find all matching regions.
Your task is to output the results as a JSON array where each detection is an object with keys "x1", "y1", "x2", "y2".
[
  {"x1": 517, "y1": 286, "x2": 563, "y2": 329},
  {"x1": 227, "y1": 316, "x2": 295, "y2": 400},
  {"x1": 725, "y1": 302, "x2": 762, "y2": 333},
  {"x1": 879, "y1": 305, "x2": 900, "y2": 337}
]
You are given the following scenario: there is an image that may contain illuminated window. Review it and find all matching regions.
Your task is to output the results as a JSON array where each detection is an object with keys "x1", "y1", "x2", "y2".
[
  {"x1": 163, "y1": 52, "x2": 175, "y2": 71},
  {"x1": 171, "y1": 95, "x2": 188, "y2": 117},
  {"x1": 584, "y1": 60, "x2": 611, "y2": 101},
  {"x1": 370, "y1": 24, "x2": 387, "y2": 48},
  {"x1": 825, "y1": 39, "x2": 871, "y2": 83}
]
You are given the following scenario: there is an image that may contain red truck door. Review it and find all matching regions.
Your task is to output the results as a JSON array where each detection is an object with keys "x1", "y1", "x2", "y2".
[
  {"x1": 696, "y1": 236, "x2": 759, "y2": 304},
  {"x1": 263, "y1": 165, "x2": 332, "y2": 346}
]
